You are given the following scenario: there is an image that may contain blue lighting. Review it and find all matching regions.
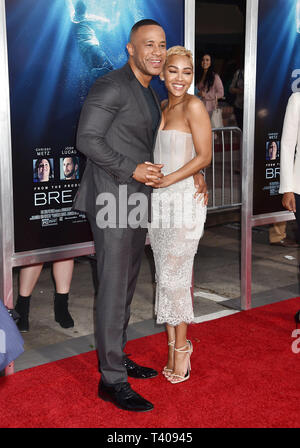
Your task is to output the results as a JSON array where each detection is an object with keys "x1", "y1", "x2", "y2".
[
  {"x1": 256, "y1": 0, "x2": 300, "y2": 115},
  {"x1": 5, "y1": 0, "x2": 184, "y2": 145}
]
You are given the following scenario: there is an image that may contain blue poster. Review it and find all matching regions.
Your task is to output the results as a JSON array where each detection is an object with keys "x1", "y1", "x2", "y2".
[
  {"x1": 5, "y1": 0, "x2": 184, "y2": 252},
  {"x1": 253, "y1": 0, "x2": 300, "y2": 215}
]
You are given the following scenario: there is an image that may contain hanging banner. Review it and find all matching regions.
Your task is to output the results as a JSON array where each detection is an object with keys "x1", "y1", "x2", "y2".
[
  {"x1": 253, "y1": 0, "x2": 300, "y2": 215},
  {"x1": 5, "y1": 0, "x2": 184, "y2": 252}
]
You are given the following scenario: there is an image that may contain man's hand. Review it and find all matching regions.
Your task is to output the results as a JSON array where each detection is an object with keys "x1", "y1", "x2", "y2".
[
  {"x1": 193, "y1": 172, "x2": 208, "y2": 205},
  {"x1": 132, "y1": 162, "x2": 164, "y2": 187},
  {"x1": 282, "y1": 192, "x2": 296, "y2": 213}
]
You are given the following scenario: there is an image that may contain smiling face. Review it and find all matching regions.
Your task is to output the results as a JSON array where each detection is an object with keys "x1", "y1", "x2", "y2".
[
  {"x1": 269, "y1": 141, "x2": 277, "y2": 160},
  {"x1": 201, "y1": 54, "x2": 211, "y2": 71},
  {"x1": 37, "y1": 159, "x2": 50, "y2": 182},
  {"x1": 163, "y1": 54, "x2": 193, "y2": 98},
  {"x1": 126, "y1": 25, "x2": 167, "y2": 84}
]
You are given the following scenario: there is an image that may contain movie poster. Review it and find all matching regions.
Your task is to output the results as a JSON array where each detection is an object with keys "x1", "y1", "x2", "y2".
[
  {"x1": 253, "y1": 0, "x2": 300, "y2": 215},
  {"x1": 5, "y1": 0, "x2": 184, "y2": 252}
]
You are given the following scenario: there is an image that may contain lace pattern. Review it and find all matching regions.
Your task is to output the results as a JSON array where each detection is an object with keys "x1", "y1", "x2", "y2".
[{"x1": 148, "y1": 130, "x2": 207, "y2": 326}]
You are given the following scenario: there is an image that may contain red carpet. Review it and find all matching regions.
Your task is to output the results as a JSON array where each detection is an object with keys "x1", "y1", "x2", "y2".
[{"x1": 1, "y1": 297, "x2": 300, "y2": 428}]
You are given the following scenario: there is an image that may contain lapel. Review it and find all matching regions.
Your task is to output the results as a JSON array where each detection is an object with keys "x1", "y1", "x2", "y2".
[
  {"x1": 149, "y1": 84, "x2": 162, "y2": 151},
  {"x1": 123, "y1": 64, "x2": 162, "y2": 149}
]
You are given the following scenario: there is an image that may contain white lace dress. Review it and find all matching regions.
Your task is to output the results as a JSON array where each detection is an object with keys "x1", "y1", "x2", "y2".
[{"x1": 148, "y1": 130, "x2": 207, "y2": 326}]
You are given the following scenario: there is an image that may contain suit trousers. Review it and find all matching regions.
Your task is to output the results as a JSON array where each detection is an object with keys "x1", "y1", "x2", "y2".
[
  {"x1": 88, "y1": 214, "x2": 147, "y2": 385},
  {"x1": 295, "y1": 194, "x2": 300, "y2": 236}
]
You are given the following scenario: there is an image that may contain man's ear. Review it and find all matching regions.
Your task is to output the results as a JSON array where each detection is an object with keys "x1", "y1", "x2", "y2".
[{"x1": 126, "y1": 42, "x2": 134, "y2": 57}]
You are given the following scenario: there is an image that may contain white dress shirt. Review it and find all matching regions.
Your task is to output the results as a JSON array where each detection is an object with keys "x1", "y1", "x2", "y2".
[{"x1": 279, "y1": 92, "x2": 300, "y2": 194}]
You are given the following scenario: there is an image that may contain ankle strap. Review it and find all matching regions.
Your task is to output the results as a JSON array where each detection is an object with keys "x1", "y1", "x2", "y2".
[
  {"x1": 174, "y1": 344, "x2": 190, "y2": 353},
  {"x1": 174, "y1": 340, "x2": 192, "y2": 353}
]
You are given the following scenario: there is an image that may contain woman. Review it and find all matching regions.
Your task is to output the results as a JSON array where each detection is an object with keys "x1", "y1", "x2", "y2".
[
  {"x1": 267, "y1": 141, "x2": 278, "y2": 161},
  {"x1": 34, "y1": 157, "x2": 52, "y2": 182},
  {"x1": 147, "y1": 46, "x2": 212, "y2": 384},
  {"x1": 196, "y1": 53, "x2": 224, "y2": 116}
]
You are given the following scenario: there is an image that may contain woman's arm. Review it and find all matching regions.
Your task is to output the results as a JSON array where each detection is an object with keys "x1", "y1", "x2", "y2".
[
  {"x1": 200, "y1": 74, "x2": 224, "y2": 103},
  {"x1": 148, "y1": 97, "x2": 212, "y2": 188}
]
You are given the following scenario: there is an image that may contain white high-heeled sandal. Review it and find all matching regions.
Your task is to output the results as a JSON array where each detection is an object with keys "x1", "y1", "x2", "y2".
[
  {"x1": 168, "y1": 340, "x2": 193, "y2": 384},
  {"x1": 162, "y1": 340, "x2": 175, "y2": 378}
]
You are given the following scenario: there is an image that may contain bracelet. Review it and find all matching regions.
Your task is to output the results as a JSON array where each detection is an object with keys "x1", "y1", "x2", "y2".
[{"x1": 199, "y1": 169, "x2": 205, "y2": 176}]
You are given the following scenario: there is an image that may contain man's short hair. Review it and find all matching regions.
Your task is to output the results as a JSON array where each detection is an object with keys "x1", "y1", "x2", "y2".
[
  {"x1": 166, "y1": 46, "x2": 194, "y2": 68},
  {"x1": 63, "y1": 156, "x2": 78, "y2": 166},
  {"x1": 130, "y1": 19, "x2": 162, "y2": 41}
]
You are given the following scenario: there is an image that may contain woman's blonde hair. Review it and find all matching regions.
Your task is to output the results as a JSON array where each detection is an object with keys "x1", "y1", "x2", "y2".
[{"x1": 166, "y1": 46, "x2": 193, "y2": 68}]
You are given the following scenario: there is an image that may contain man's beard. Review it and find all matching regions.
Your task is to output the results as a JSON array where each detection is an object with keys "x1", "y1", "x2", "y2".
[{"x1": 64, "y1": 168, "x2": 75, "y2": 179}]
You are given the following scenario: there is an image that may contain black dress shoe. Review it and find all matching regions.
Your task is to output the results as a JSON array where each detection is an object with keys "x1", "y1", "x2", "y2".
[
  {"x1": 98, "y1": 381, "x2": 154, "y2": 412},
  {"x1": 124, "y1": 356, "x2": 158, "y2": 379}
]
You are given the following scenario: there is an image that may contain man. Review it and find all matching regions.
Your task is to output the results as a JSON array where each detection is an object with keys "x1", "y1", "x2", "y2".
[
  {"x1": 275, "y1": 92, "x2": 300, "y2": 249},
  {"x1": 63, "y1": 156, "x2": 79, "y2": 180},
  {"x1": 229, "y1": 67, "x2": 244, "y2": 130},
  {"x1": 279, "y1": 92, "x2": 300, "y2": 323},
  {"x1": 74, "y1": 19, "x2": 206, "y2": 412},
  {"x1": 66, "y1": 0, "x2": 117, "y2": 78}
]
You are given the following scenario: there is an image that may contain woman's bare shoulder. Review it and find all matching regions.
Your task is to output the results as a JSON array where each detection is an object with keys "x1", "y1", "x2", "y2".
[{"x1": 185, "y1": 94, "x2": 206, "y2": 113}]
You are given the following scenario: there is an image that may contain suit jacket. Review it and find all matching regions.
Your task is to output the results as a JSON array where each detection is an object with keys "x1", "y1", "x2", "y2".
[
  {"x1": 279, "y1": 92, "x2": 300, "y2": 195},
  {"x1": 74, "y1": 63, "x2": 161, "y2": 225}
]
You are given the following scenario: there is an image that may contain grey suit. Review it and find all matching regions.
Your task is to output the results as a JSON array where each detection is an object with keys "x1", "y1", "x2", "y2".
[{"x1": 74, "y1": 63, "x2": 161, "y2": 384}]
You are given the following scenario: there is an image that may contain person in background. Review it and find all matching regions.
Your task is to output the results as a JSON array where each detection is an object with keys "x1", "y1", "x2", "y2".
[
  {"x1": 279, "y1": 92, "x2": 300, "y2": 325},
  {"x1": 268, "y1": 139, "x2": 298, "y2": 247},
  {"x1": 229, "y1": 67, "x2": 244, "y2": 130},
  {"x1": 195, "y1": 53, "x2": 224, "y2": 117},
  {"x1": 15, "y1": 259, "x2": 75, "y2": 332},
  {"x1": 269, "y1": 222, "x2": 299, "y2": 248}
]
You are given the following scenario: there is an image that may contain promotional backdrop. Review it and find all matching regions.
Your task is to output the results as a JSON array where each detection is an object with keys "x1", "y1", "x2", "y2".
[
  {"x1": 5, "y1": 0, "x2": 184, "y2": 252},
  {"x1": 253, "y1": 0, "x2": 300, "y2": 215}
]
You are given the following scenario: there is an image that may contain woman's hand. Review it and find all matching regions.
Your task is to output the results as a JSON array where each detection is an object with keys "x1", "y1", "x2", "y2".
[
  {"x1": 146, "y1": 173, "x2": 174, "y2": 188},
  {"x1": 133, "y1": 162, "x2": 164, "y2": 186},
  {"x1": 193, "y1": 172, "x2": 208, "y2": 205}
]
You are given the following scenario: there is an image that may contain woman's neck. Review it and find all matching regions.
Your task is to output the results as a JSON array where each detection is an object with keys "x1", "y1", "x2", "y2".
[{"x1": 166, "y1": 93, "x2": 188, "y2": 111}]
